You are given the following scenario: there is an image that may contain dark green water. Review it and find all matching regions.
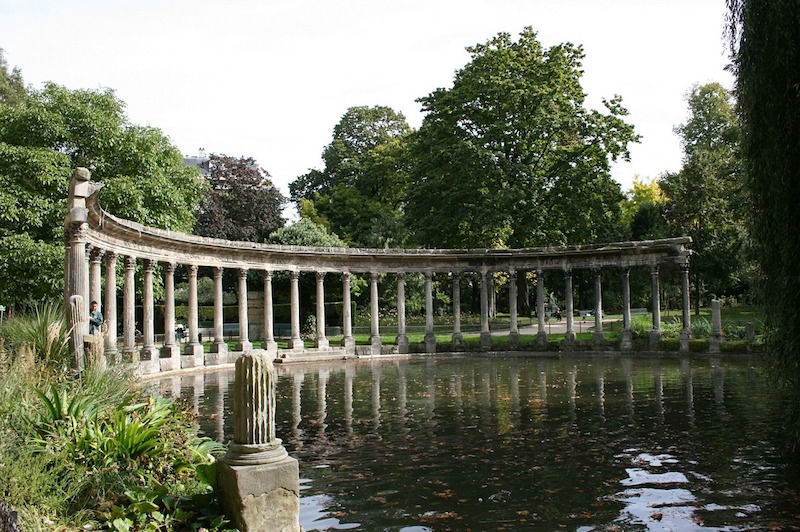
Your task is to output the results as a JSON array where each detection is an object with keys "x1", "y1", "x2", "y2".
[{"x1": 155, "y1": 355, "x2": 800, "y2": 531}]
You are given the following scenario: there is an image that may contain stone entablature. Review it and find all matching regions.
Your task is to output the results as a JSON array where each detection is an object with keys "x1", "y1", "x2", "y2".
[
  {"x1": 64, "y1": 168, "x2": 693, "y2": 374},
  {"x1": 87, "y1": 192, "x2": 688, "y2": 273}
]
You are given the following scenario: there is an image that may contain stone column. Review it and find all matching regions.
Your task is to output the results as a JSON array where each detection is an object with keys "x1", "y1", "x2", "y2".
[
  {"x1": 64, "y1": 168, "x2": 92, "y2": 371},
  {"x1": 262, "y1": 270, "x2": 278, "y2": 355},
  {"x1": 509, "y1": 268, "x2": 520, "y2": 347},
  {"x1": 592, "y1": 268, "x2": 604, "y2": 347},
  {"x1": 480, "y1": 269, "x2": 491, "y2": 350},
  {"x1": 564, "y1": 269, "x2": 575, "y2": 347},
  {"x1": 424, "y1": 271, "x2": 436, "y2": 353},
  {"x1": 396, "y1": 273, "x2": 409, "y2": 353},
  {"x1": 369, "y1": 272, "x2": 382, "y2": 355},
  {"x1": 536, "y1": 269, "x2": 547, "y2": 347},
  {"x1": 183, "y1": 264, "x2": 204, "y2": 365},
  {"x1": 104, "y1": 251, "x2": 119, "y2": 360},
  {"x1": 289, "y1": 271, "x2": 303, "y2": 350},
  {"x1": 314, "y1": 272, "x2": 329, "y2": 349},
  {"x1": 236, "y1": 268, "x2": 252, "y2": 352},
  {"x1": 680, "y1": 264, "x2": 691, "y2": 351},
  {"x1": 452, "y1": 273, "x2": 464, "y2": 350},
  {"x1": 341, "y1": 272, "x2": 355, "y2": 353},
  {"x1": 140, "y1": 259, "x2": 159, "y2": 372},
  {"x1": 84, "y1": 245, "x2": 91, "y2": 316},
  {"x1": 123, "y1": 255, "x2": 137, "y2": 362},
  {"x1": 649, "y1": 264, "x2": 662, "y2": 349},
  {"x1": 620, "y1": 267, "x2": 633, "y2": 350},
  {"x1": 161, "y1": 262, "x2": 180, "y2": 369},
  {"x1": 89, "y1": 247, "x2": 104, "y2": 309},
  {"x1": 218, "y1": 351, "x2": 300, "y2": 532},
  {"x1": 211, "y1": 266, "x2": 228, "y2": 357},
  {"x1": 709, "y1": 298, "x2": 722, "y2": 353},
  {"x1": 236, "y1": 268, "x2": 253, "y2": 351}
]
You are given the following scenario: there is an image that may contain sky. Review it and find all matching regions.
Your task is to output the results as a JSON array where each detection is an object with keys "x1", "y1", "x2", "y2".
[{"x1": 1, "y1": 0, "x2": 733, "y2": 216}]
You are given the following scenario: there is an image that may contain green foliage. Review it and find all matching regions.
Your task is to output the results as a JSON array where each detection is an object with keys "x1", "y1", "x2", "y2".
[
  {"x1": 0, "y1": 69, "x2": 205, "y2": 308},
  {"x1": 660, "y1": 83, "x2": 749, "y2": 308},
  {"x1": 406, "y1": 27, "x2": 637, "y2": 249},
  {"x1": 291, "y1": 106, "x2": 413, "y2": 247},
  {"x1": 0, "y1": 49, "x2": 26, "y2": 106},
  {"x1": 728, "y1": 0, "x2": 800, "y2": 458},
  {"x1": 0, "y1": 301, "x2": 70, "y2": 369},
  {"x1": 0, "y1": 310, "x2": 231, "y2": 530},
  {"x1": 269, "y1": 218, "x2": 348, "y2": 247}
]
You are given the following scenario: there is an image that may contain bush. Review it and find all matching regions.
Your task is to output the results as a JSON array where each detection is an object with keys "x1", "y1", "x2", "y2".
[
  {"x1": 691, "y1": 316, "x2": 712, "y2": 338},
  {"x1": 0, "y1": 311, "x2": 232, "y2": 531},
  {"x1": 0, "y1": 301, "x2": 70, "y2": 370}
]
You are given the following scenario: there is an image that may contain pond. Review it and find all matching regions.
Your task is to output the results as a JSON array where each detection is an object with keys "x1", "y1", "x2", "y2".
[{"x1": 150, "y1": 354, "x2": 799, "y2": 531}]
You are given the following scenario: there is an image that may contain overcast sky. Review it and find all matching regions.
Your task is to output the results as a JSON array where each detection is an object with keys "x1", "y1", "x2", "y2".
[{"x1": 2, "y1": 0, "x2": 732, "y2": 214}]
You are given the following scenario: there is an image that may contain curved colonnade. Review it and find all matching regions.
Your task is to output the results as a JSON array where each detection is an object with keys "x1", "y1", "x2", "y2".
[{"x1": 64, "y1": 168, "x2": 692, "y2": 374}]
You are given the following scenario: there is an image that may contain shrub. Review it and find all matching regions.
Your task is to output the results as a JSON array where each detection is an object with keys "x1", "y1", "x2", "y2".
[
  {"x1": 691, "y1": 316, "x2": 712, "y2": 338},
  {"x1": 0, "y1": 301, "x2": 70, "y2": 369}
]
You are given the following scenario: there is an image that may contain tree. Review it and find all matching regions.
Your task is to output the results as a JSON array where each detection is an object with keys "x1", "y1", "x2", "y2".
[
  {"x1": 0, "y1": 49, "x2": 26, "y2": 106},
  {"x1": 727, "y1": 0, "x2": 800, "y2": 455},
  {"x1": 290, "y1": 106, "x2": 414, "y2": 247},
  {"x1": 620, "y1": 176, "x2": 667, "y2": 240},
  {"x1": 194, "y1": 154, "x2": 285, "y2": 242},
  {"x1": 268, "y1": 218, "x2": 347, "y2": 248},
  {"x1": 405, "y1": 28, "x2": 637, "y2": 250},
  {"x1": 0, "y1": 79, "x2": 204, "y2": 307},
  {"x1": 659, "y1": 83, "x2": 746, "y2": 312}
]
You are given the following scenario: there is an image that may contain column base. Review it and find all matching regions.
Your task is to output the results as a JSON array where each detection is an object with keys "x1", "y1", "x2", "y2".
[
  {"x1": 105, "y1": 345, "x2": 119, "y2": 365},
  {"x1": 536, "y1": 331, "x2": 547, "y2": 348},
  {"x1": 182, "y1": 343, "x2": 204, "y2": 368},
  {"x1": 397, "y1": 334, "x2": 409, "y2": 354},
  {"x1": 288, "y1": 337, "x2": 304, "y2": 351},
  {"x1": 160, "y1": 344, "x2": 181, "y2": 371},
  {"x1": 314, "y1": 337, "x2": 330, "y2": 349},
  {"x1": 262, "y1": 340, "x2": 278, "y2": 356},
  {"x1": 480, "y1": 332, "x2": 492, "y2": 351},
  {"x1": 649, "y1": 330, "x2": 662, "y2": 350},
  {"x1": 509, "y1": 331, "x2": 520, "y2": 348},
  {"x1": 452, "y1": 332, "x2": 464, "y2": 351},
  {"x1": 140, "y1": 346, "x2": 160, "y2": 372},
  {"x1": 369, "y1": 335, "x2": 382, "y2": 355},
  {"x1": 620, "y1": 330, "x2": 633, "y2": 351},
  {"x1": 236, "y1": 340, "x2": 253, "y2": 352},
  {"x1": 680, "y1": 330, "x2": 691, "y2": 352},
  {"x1": 592, "y1": 332, "x2": 605, "y2": 347},
  {"x1": 218, "y1": 450, "x2": 300, "y2": 532},
  {"x1": 122, "y1": 348, "x2": 139, "y2": 364},
  {"x1": 424, "y1": 332, "x2": 437, "y2": 354},
  {"x1": 709, "y1": 334, "x2": 722, "y2": 354},
  {"x1": 211, "y1": 341, "x2": 229, "y2": 355},
  {"x1": 563, "y1": 331, "x2": 576, "y2": 348},
  {"x1": 341, "y1": 336, "x2": 356, "y2": 354},
  {"x1": 138, "y1": 355, "x2": 160, "y2": 375}
]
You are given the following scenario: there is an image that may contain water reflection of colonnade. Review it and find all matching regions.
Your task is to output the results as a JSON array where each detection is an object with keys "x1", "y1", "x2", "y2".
[
  {"x1": 162, "y1": 357, "x2": 736, "y2": 445},
  {"x1": 66, "y1": 168, "x2": 693, "y2": 375}
]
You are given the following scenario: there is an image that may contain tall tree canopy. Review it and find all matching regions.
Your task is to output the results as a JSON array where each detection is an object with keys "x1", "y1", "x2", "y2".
[
  {"x1": 0, "y1": 76, "x2": 204, "y2": 307},
  {"x1": 290, "y1": 105, "x2": 413, "y2": 247},
  {"x1": 194, "y1": 154, "x2": 285, "y2": 242},
  {"x1": 405, "y1": 28, "x2": 637, "y2": 249},
  {"x1": 0, "y1": 49, "x2": 25, "y2": 106},
  {"x1": 659, "y1": 83, "x2": 747, "y2": 310},
  {"x1": 727, "y1": 0, "x2": 800, "y2": 453}
]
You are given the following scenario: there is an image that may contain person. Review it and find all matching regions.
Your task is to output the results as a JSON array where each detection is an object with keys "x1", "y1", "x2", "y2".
[{"x1": 89, "y1": 300, "x2": 103, "y2": 335}]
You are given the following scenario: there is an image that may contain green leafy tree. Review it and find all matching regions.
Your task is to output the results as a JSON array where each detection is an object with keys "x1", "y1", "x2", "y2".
[
  {"x1": 727, "y1": 0, "x2": 800, "y2": 455},
  {"x1": 620, "y1": 176, "x2": 667, "y2": 240},
  {"x1": 290, "y1": 106, "x2": 413, "y2": 247},
  {"x1": 194, "y1": 154, "x2": 285, "y2": 242},
  {"x1": 659, "y1": 83, "x2": 746, "y2": 312},
  {"x1": 405, "y1": 27, "x2": 637, "y2": 249},
  {"x1": 268, "y1": 218, "x2": 347, "y2": 248},
  {"x1": 0, "y1": 49, "x2": 26, "y2": 106},
  {"x1": 0, "y1": 78, "x2": 204, "y2": 307}
]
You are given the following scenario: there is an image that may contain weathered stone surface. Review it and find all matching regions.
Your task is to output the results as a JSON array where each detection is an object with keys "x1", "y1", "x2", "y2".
[{"x1": 217, "y1": 458, "x2": 300, "y2": 532}]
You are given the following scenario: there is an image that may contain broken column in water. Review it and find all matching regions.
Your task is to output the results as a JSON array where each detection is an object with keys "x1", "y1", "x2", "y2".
[{"x1": 218, "y1": 351, "x2": 300, "y2": 532}]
